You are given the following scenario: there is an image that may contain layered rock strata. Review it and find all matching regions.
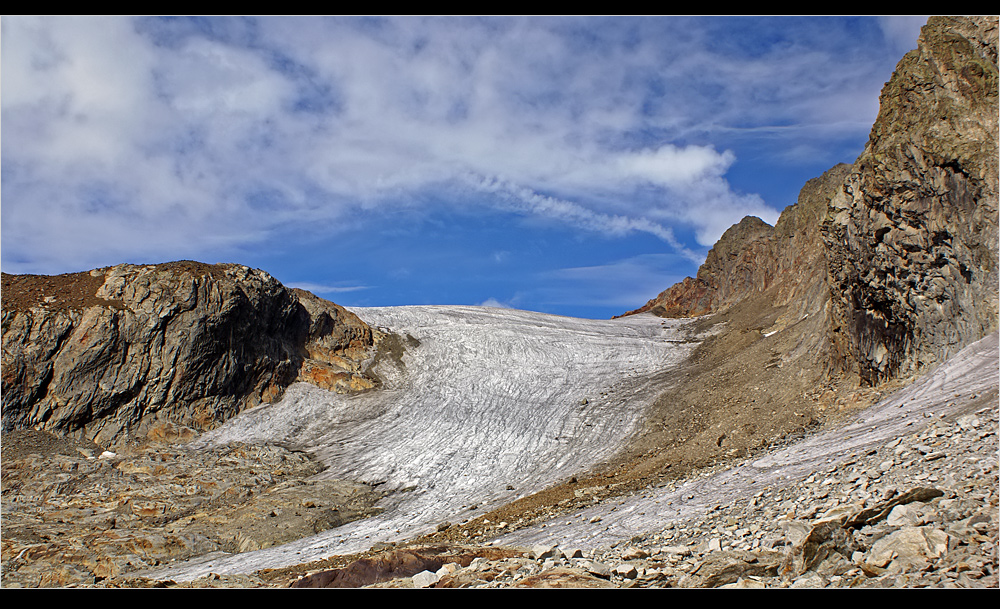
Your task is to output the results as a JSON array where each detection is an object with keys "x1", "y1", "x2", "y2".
[
  {"x1": 823, "y1": 16, "x2": 999, "y2": 383},
  {"x1": 1, "y1": 261, "x2": 379, "y2": 447}
]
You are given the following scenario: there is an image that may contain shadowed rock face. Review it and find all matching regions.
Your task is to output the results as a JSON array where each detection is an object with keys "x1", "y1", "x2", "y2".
[
  {"x1": 1, "y1": 261, "x2": 378, "y2": 447},
  {"x1": 823, "y1": 16, "x2": 999, "y2": 384}
]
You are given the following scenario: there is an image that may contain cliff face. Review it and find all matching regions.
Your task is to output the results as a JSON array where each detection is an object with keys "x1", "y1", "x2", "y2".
[
  {"x1": 630, "y1": 16, "x2": 998, "y2": 388},
  {"x1": 1, "y1": 261, "x2": 378, "y2": 447},
  {"x1": 823, "y1": 16, "x2": 999, "y2": 384}
]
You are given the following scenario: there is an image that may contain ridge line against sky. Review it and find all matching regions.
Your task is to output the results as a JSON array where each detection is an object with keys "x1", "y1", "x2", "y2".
[{"x1": 1, "y1": 16, "x2": 928, "y2": 318}]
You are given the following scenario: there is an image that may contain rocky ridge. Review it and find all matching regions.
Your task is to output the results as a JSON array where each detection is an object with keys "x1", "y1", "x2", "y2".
[
  {"x1": 626, "y1": 17, "x2": 999, "y2": 392},
  {"x1": 1, "y1": 261, "x2": 380, "y2": 448},
  {"x1": 619, "y1": 215, "x2": 776, "y2": 319},
  {"x1": 618, "y1": 163, "x2": 851, "y2": 325}
]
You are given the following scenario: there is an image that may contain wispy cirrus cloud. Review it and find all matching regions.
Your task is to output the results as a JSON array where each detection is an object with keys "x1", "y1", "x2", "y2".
[
  {"x1": 2, "y1": 16, "x2": 923, "y2": 281},
  {"x1": 534, "y1": 254, "x2": 690, "y2": 310},
  {"x1": 285, "y1": 282, "x2": 370, "y2": 295}
]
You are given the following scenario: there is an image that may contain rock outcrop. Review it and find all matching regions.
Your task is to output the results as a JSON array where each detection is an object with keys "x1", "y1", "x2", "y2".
[
  {"x1": 628, "y1": 16, "x2": 998, "y2": 387},
  {"x1": 1, "y1": 261, "x2": 379, "y2": 448},
  {"x1": 823, "y1": 16, "x2": 999, "y2": 384},
  {"x1": 622, "y1": 164, "x2": 853, "y2": 324},
  {"x1": 619, "y1": 215, "x2": 776, "y2": 318}
]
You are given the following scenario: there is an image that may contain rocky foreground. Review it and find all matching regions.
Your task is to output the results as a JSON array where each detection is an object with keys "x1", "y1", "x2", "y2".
[
  {"x1": 0, "y1": 426, "x2": 387, "y2": 587},
  {"x1": 353, "y1": 407, "x2": 997, "y2": 589},
  {"x1": 3, "y1": 333, "x2": 992, "y2": 589},
  {"x1": 440, "y1": 401, "x2": 998, "y2": 589}
]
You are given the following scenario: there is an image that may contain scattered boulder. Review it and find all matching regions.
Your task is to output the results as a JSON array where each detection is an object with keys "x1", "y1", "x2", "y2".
[
  {"x1": 867, "y1": 527, "x2": 950, "y2": 572},
  {"x1": 514, "y1": 567, "x2": 616, "y2": 589},
  {"x1": 679, "y1": 550, "x2": 782, "y2": 588}
]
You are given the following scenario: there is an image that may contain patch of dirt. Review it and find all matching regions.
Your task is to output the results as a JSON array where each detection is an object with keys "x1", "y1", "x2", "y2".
[
  {"x1": 1, "y1": 271, "x2": 122, "y2": 312},
  {"x1": 0, "y1": 262, "x2": 230, "y2": 313},
  {"x1": 289, "y1": 544, "x2": 523, "y2": 588},
  {"x1": 372, "y1": 332, "x2": 408, "y2": 369},
  {"x1": 362, "y1": 330, "x2": 413, "y2": 389},
  {"x1": 1, "y1": 429, "x2": 106, "y2": 461}
]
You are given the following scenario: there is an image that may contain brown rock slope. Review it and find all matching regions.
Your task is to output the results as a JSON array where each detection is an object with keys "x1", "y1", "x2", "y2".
[
  {"x1": 605, "y1": 15, "x2": 998, "y2": 493},
  {"x1": 622, "y1": 163, "x2": 852, "y2": 325},
  {"x1": 824, "y1": 16, "x2": 999, "y2": 384},
  {"x1": 620, "y1": 214, "x2": 777, "y2": 319},
  {"x1": 605, "y1": 164, "x2": 862, "y2": 486},
  {"x1": 1, "y1": 261, "x2": 379, "y2": 448}
]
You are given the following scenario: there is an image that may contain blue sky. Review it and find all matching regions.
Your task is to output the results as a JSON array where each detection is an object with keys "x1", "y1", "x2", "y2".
[{"x1": 1, "y1": 16, "x2": 927, "y2": 318}]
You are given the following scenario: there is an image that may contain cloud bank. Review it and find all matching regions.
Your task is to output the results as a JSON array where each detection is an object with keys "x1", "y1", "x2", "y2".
[{"x1": 2, "y1": 16, "x2": 922, "y2": 275}]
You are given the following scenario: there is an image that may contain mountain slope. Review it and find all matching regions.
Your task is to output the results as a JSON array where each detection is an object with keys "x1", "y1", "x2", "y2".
[{"x1": 1, "y1": 16, "x2": 996, "y2": 589}]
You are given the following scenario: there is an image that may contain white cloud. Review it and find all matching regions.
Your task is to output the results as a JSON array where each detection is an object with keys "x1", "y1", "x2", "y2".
[
  {"x1": 615, "y1": 145, "x2": 735, "y2": 186},
  {"x1": 478, "y1": 297, "x2": 512, "y2": 309},
  {"x1": 466, "y1": 175, "x2": 705, "y2": 263},
  {"x1": 878, "y1": 16, "x2": 927, "y2": 56},
  {"x1": 2, "y1": 16, "x2": 906, "y2": 273}
]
